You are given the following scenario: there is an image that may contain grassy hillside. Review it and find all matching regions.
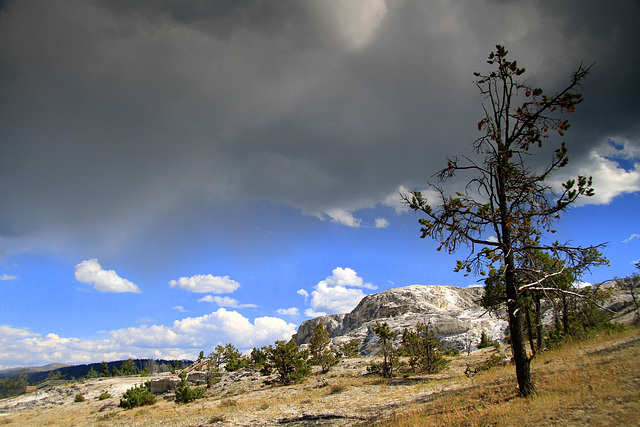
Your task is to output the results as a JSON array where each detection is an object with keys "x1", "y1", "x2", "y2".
[{"x1": 379, "y1": 329, "x2": 640, "y2": 426}]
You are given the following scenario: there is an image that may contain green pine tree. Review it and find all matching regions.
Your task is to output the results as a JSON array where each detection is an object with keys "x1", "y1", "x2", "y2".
[{"x1": 308, "y1": 322, "x2": 338, "y2": 373}]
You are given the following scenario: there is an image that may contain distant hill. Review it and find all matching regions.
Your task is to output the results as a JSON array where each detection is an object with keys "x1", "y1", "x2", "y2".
[
  {"x1": 0, "y1": 359, "x2": 193, "y2": 385},
  {"x1": 0, "y1": 363, "x2": 69, "y2": 377}
]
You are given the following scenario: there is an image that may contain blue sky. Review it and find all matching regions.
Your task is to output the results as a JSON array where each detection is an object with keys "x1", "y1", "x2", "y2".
[{"x1": 1, "y1": 0, "x2": 639, "y2": 369}]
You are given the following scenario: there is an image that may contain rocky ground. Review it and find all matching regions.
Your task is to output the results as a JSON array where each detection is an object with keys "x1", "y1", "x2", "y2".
[
  {"x1": 0, "y1": 373, "x2": 168, "y2": 414},
  {"x1": 1, "y1": 329, "x2": 639, "y2": 426},
  {"x1": 0, "y1": 349, "x2": 504, "y2": 426}
]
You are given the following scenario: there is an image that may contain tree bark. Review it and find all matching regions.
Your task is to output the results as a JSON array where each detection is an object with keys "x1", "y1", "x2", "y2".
[
  {"x1": 534, "y1": 295, "x2": 544, "y2": 352},
  {"x1": 525, "y1": 304, "x2": 536, "y2": 357},
  {"x1": 561, "y1": 293, "x2": 570, "y2": 334},
  {"x1": 498, "y1": 138, "x2": 534, "y2": 396},
  {"x1": 505, "y1": 264, "x2": 534, "y2": 396}
]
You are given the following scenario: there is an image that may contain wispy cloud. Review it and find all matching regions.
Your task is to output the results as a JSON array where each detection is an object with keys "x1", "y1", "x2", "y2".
[
  {"x1": 197, "y1": 295, "x2": 257, "y2": 308},
  {"x1": 623, "y1": 233, "x2": 640, "y2": 243},
  {"x1": 0, "y1": 274, "x2": 17, "y2": 281},
  {"x1": 276, "y1": 307, "x2": 300, "y2": 316},
  {"x1": 374, "y1": 218, "x2": 390, "y2": 228}
]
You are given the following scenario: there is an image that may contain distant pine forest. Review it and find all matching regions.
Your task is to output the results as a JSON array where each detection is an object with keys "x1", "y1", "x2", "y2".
[{"x1": 0, "y1": 358, "x2": 193, "y2": 385}]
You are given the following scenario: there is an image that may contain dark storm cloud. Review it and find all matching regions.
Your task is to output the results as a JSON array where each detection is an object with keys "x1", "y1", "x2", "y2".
[{"x1": 1, "y1": 0, "x2": 638, "y2": 252}]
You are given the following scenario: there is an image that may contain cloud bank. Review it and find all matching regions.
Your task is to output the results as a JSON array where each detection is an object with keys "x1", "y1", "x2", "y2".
[
  {"x1": 1, "y1": 0, "x2": 638, "y2": 255},
  {"x1": 0, "y1": 309, "x2": 296, "y2": 369}
]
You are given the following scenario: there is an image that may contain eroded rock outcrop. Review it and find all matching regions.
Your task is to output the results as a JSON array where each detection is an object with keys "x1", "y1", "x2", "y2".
[
  {"x1": 293, "y1": 285, "x2": 509, "y2": 355},
  {"x1": 147, "y1": 377, "x2": 180, "y2": 394}
]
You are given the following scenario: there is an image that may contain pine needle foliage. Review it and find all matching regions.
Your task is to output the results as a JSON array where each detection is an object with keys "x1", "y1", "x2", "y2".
[{"x1": 404, "y1": 45, "x2": 606, "y2": 396}]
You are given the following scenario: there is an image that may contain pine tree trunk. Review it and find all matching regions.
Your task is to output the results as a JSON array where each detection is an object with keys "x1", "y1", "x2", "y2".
[
  {"x1": 505, "y1": 274, "x2": 534, "y2": 396},
  {"x1": 498, "y1": 141, "x2": 534, "y2": 397},
  {"x1": 525, "y1": 305, "x2": 536, "y2": 357},
  {"x1": 562, "y1": 293, "x2": 570, "y2": 334},
  {"x1": 534, "y1": 295, "x2": 544, "y2": 352}
]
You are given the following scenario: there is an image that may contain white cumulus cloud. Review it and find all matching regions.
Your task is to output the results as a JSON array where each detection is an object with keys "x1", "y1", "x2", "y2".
[
  {"x1": 302, "y1": 267, "x2": 375, "y2": 317},
  {"x1": 74, "y1": 259, "x2": 141, "y2": 293},
  {"x1": 559, "y1": 141, "x2": 640, "y2": 206},
  {"x1": 324, "y1": 267, "x2": 377, "y2": 290},
  {"x1": 0, "y1": 308, "x2": 297, "y2": 368},
  {"x1": 310, "y1": 281, "x2": 366, "y2": 315},
  {"x1": 169, "y1": 274, "x2": 240, "y2": 293}
]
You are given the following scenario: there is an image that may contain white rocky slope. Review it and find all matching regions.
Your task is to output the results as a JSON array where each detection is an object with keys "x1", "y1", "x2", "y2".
[{"x1": 293, "y1": 285, "x2": 509, "y2": 354}]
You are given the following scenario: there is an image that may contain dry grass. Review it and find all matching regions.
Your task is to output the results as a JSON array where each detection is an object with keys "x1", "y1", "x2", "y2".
[
  {"x1": 2, "y1": 328, "x2": 638, "y2": 426},
  {"x1": 378, "y1": 328, "x2": 640, "y2": 426}
]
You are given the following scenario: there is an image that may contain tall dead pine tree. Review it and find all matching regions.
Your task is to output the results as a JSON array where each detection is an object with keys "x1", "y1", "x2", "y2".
[{"x1": 405, "y1": 45, "x2": 605, "y2": 396}]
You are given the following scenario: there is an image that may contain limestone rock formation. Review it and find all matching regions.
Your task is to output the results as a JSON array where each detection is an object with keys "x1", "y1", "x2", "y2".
[
  {"x1": 293, "y1": 285, "x2": 509, "y2": 355},
  {"x1": 147, "y1": 377, "x2": 180, "y2": 394}
]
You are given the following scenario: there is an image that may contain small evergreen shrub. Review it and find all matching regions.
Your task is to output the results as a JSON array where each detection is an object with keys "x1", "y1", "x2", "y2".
[
  {"x1": 337, "y1": 339, "x2": 361, "y2": 358},
  {"x1": 465, "y1": 354, "x2": 505, "y2": 377},
  {"x1": 74, "y1": 393, "x2": 85, "y2": 403},
  {"x1": 479, "y1": 354, "x2": 504, "y2": 371},
  {"x1": 225, "y1": 354, "x2": 247, "y2": 372},
  {"x1": 366, "y1": 361, "x2": 383, "y2": 376},
  {"x1": 371, "y1": 322, "x2": 398, "y2": 378},
  {"x1": 261, "y1": 339, "x2": 311, "y2": 385},
  {"x1": 97, "y1": 391, "x2": 111, "y2": 400},
  {"x1": 119, "y1": 384, "x2": 156, "y2": 409},
  {"x1": 400, "y1": 322, "x2": 449, "y2": 374},
  {"x1": 175, "y1": 384, "x2": 205, "y2": 404},
  {"x1": 478, "y1": 332, "x2": 492, "y2": 349},
  {"x1": 206, "y1": 372, "x2": 219, "y2": 389},
  {"x1": 445, "y1": 347, "x2": 460, "y2": 357},
  {"x1": 207, "y1": 343, "x2": 247, "y2": 372},
  {"x1": 175, "y1": 371, "x2": 205, "y2": 404},
  {"x1": 308, "y1": 322, "x2": 339, "y2": 373},
  {"x1": 250, "y1": 346, "x2": 268, "y2": 369}
]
